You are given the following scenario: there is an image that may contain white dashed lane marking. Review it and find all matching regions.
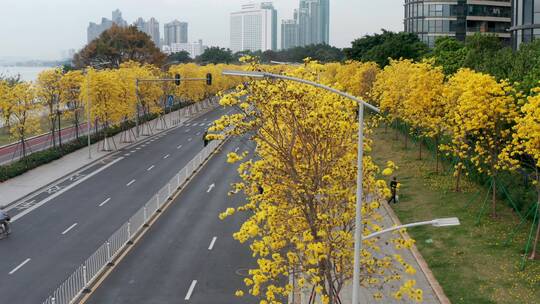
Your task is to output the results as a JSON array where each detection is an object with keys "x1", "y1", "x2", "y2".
[
  {"x1": 9, "y1": 258, "x2": 31, "y2": 275},
  {"x1": 61, "y1": 223, "x2": 78, "y2": 235},
  {"x1": 99, "y1": 197, "x2": 111, "y2": 207},
  {"x1": 208, "y1": 237, "x2": 217, "y2": 250},
  {"x1": 185, "y1": 280, "x2": 197, "y2": 300}
]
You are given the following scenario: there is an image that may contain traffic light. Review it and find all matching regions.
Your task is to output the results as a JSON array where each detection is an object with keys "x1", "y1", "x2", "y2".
[
  {"x1": 175, "y1": 74, "x2": 181, "y2": 86},
  {"x1": 206, "y1": 73, "x2": 212, "y2": 86}
]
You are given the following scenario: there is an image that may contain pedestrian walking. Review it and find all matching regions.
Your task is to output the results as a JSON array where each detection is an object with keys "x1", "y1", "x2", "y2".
[
  {"x1": 203, "y1": 130, "x2": 209, "y2": 147},
  {"x1": 388, "y1": 176, "x2": 399, "y2": 204}
]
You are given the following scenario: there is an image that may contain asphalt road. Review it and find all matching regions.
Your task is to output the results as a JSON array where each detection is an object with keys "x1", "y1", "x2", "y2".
[
  {"x1": 85, "y1": 137, "x2": 257, "y2": 304},
  {"x1": 0, "y1": 105, "x2": 232, "y2": 304}
]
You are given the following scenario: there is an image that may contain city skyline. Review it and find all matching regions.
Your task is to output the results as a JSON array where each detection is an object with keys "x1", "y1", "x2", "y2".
[{"x1": 0, "y1": 0, "x2": 403, "y2": 61}]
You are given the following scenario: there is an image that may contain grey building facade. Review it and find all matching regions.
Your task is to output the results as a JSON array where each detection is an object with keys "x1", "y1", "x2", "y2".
[
  {"x1": 135, "y1": 17, "x2": 161, "y2": 47},
  {"x1": 297, "y1": 0, "x2": 330, "y2": 46},
  {"x1": 164, "y1": 20, "x2": 188, "y2": 46},
  {"x1": 510, "y1": 0, "x2": 540, "y2": 48},
  {"x1": 404, "y1": 0, "x2": 511, "y2": 47},
  {"x1": 282, "y1": 19, "x2": 299, "y2": 49},
  {"x1": 87, "y1": 9, "x2": 128, "y2": 43}
]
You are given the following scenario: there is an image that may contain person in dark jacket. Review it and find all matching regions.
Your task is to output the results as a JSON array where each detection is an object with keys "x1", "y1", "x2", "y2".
[
  {"x1": 0, "y1": 209, "x2": 11, "y2": 235},
  {"x1": 388, "y1": 177, "x2": 399, "y2": 204}
]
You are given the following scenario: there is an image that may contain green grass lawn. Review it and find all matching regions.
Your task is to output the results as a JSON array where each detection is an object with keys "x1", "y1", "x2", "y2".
[{"x1": 371, "y1": 127, "x2": 540, "y2": 304}]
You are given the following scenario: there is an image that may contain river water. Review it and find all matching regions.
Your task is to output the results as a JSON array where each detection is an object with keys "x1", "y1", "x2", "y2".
[{"x1": 0, "y1": 66, "x2": 55, "y2": 82}]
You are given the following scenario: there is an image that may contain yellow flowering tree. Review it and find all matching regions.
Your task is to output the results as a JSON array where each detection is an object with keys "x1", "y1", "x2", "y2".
[
  {"x1": 442, "y1": 69, "x2": 518, "y2": 215},
  {"x1": 372, "y1": 59, "x2": 415, "y2": 141},
  {"x1": 8, "y1": 82, "x2": 40, "y2": 157},
  {"x1": 403, "y1": 61, "x2": 446, "y2": 169},
  {"x1": 80, "y1": 69, "x2": 124, "y2": 150},
  {"x1": 0, "y1": 81, "x2": 13, "y2": 129},
  {"x1": 59, "y1": 70, "x2": 85, "y2": 139},
  {"x1": 36, "y1": 68, "x2": 63, "y2": 147},
  {"x1": 511, "y1": 87, "x2": 540, "y2": 258},
  {"x1": 213, "y1": 59, "x2": 422, "y2": 304}
]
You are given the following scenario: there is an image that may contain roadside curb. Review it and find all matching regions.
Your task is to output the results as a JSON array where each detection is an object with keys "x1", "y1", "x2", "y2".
[
  {"x1": 381, "y1": 201, "x2": 451, "y2": 304},
  {"x1": 2, "y1": 102, "x2": 219, "y2": 210}
]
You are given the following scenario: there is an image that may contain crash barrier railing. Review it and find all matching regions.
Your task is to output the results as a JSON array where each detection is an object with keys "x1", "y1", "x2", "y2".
[{"x1": 42, "y1": 106, "x2": 223, "y2": 304}]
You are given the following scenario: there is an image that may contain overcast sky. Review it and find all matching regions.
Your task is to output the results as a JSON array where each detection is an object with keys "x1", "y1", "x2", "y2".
[{"x1": 0, "y1": 0, "x2": 403, "y2": 60}]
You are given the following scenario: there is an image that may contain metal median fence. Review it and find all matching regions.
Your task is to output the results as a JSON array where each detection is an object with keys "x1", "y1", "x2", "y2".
[{"x1": 42, "y1": 134, "x2": 224, "y2": 304}]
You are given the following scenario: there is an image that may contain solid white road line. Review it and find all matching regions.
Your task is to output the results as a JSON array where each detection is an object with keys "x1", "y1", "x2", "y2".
[
  {"x1": 11, "y1": 157, "x2": 124, "y2": 222},
  {"x1": 177, "y1": 144, "x2": 183, "y2": 149},
  {"x1": 185, "y1": 280, "x2": 197, "y2": 300},
  {"x1": 163, "y1": 154, "x2": 170, "y2": 159},
  {"x1": 207, "y1": 183, "x2": 215, "y2": 193},
  {"x1": 147, "y1": 165, "x2": 155, "y2": 171},
  {"x1": 208, "y1": 237, "x2": 217, "y2": 250},
  {"x1": 99, "y1": 197, "x2": 111, "y2": 207},
  {"x1": 126, "y1": 179, "x2": 136, "y2": 187},
  {"x1": 9, "y1": 258, "x2": 31, "y2": 275},
  {"x1": 62, "y1": 223, "x2": 78, "y2": 235}
]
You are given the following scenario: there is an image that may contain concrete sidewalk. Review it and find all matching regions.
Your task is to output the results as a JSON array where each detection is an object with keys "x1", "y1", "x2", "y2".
[
  {"x1": 292, "y1": 200, "x2": 450, "y2": 304},
  {"x1": 0, "y1": 98, "x2": 219, "y2": 208}
]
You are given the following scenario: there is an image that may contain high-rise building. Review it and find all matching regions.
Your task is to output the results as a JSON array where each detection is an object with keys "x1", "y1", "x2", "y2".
[
  {"x1": 282, "y1": 19, "x2": 299, "y2": 49},
  {"x1": 164, "y1": 20, "x2": 189, "y2": 46},
  {"x1": 404, "y1": 0, "x2": 511, "y2": 47},
  {"x1": 87, "y1": 9, "x2": 128, "y2": 43},
  {"x1": 510, "y1": 0, "x2": 540, "y2": 48},
  {"x1": 297, "y1": 0, "x2": 329, "y2": 46},
  {"x1": 163, "y1": 39, "x2": 207, "y2": 58},
  {"x1": 112, "y1": 9, "x2": 128, "y2": 27},
  {"x1": 230, "y1": 2, "x2": 278, "y2": 53},
  {"x1": 134, "y1": 17, "x2": 160, "y2": 47}
]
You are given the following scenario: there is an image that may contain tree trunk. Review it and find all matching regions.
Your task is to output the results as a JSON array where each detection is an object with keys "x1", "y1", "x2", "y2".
[
  {"x1": 74, "y1": 112, "x2": 80, "y2": 140},
  {"x1": 435, "y1": 136, "x2": 440, "y2": 174},
  {"x1": 491, "y1": 177, "x2": 497, "y2": 218},
  {"x1": 455, "y1": 166, "x2": 462, "y2": 192},
  {"x1": 404, "y1": 130, "x2": 408, "y2": 149},
  {"x1": 529, "y1": 178, "x2": 540, "y2": 260},
  {"x1": 418, "y1": 136, "x2": 422, "y2": 160},
  {"x1": 51, "y1": 117, "x2": 56, "y2": 147}
]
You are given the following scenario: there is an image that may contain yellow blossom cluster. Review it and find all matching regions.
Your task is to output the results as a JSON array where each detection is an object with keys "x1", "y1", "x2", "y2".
[{"x1": 214, "y1": 58, "x2": 423, "y2": 303}]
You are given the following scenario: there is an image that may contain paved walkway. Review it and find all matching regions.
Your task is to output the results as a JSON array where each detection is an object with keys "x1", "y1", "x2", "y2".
[
  {"x1": 0, "y1": 98, "x2": 219, "y2": 208},
  {"x1": 292, "y1": 200, "x2": 449, "y2": 304}
]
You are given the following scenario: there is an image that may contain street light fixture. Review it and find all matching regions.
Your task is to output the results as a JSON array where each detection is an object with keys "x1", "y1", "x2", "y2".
[
  {"x1": 363, "y1": 217, "x2": 461, "y2": 240},
  {"x1": 222, "y1": 69, "x2": 379, "y2": 304}
]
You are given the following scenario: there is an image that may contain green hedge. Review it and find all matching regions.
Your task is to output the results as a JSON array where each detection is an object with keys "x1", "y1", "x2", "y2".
[{"x1": 0, "y1": 102, "x2": 194, "y2": 183}]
